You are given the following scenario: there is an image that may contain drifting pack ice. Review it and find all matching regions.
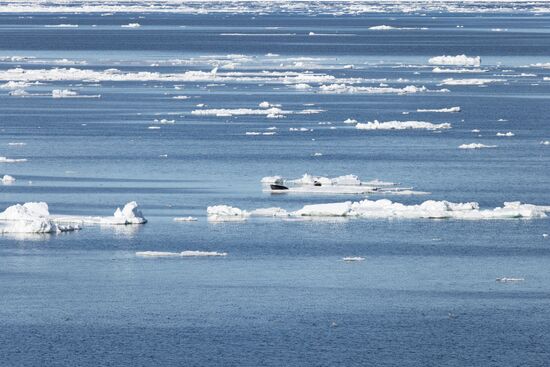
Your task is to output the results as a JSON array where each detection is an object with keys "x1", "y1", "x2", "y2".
[{"x1": 261, "y1": 174, "x2": 425, "y2": 195}]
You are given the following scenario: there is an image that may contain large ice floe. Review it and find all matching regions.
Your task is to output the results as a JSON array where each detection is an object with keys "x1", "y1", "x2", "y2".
[
  {"x1": 0, "y1": 201, "x2": 146, "y2": 235},
  {"x1": 355, "y1": 120, "x2": 451, "y2": 131},
  {"x1": 260, "y1": 174, "x2": 427, "y2": 195},
  {"x1": 207, "y1": 199, "x2": 550, "y2": 222},
  {"x1": 428, "y1": 55, "x2": 481, "y2": 67}
]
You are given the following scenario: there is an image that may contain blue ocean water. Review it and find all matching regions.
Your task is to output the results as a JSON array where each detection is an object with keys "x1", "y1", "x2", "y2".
[{"x1": 1, "y1": 7, "x2": 550, "y2": 366}]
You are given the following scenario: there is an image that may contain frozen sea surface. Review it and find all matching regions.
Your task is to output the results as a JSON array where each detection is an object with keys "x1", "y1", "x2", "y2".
[{"x1": 1, "y1": 3, "x2": 550, "y2": 366}]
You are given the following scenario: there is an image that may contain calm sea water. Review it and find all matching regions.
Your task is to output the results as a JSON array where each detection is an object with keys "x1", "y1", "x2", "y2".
[{"x1": 1, "y1": 8, "x2": 550, "y2": 367}]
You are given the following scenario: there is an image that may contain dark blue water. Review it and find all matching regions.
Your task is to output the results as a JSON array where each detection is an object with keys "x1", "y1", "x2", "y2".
[{"x1": 1, "y1": 7, "x2": 550, "y2": 367}]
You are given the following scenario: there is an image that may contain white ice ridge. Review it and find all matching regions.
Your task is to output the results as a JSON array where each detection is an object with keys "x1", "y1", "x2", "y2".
[
  {"x1": 429, "y1": 55, "x2": 481, "y2": 67},
  {"x1": 0, "y1": 201, "x2": 147, "y2": 234},
  {"x1": 356, "y1": 120, "x2": 451, "y2": 130},
  {"x1": 260, "y1": 173, "x2": 425, "y2": 195},
  {"x1": 459, "y1": 143, "x2": 497, "y2": 149},
  {"x1": 416, "y1": 107, "x2": 460, "y2": 113},
  {"x1": 441, "y1": 78, "x2": 504, "y2": 85},
  {"x1": 136, "y1": 251, "x2": 227, "y2": 257},
  {"x1": 207, "y1": 199, "x2": 550, "y2": 221}
]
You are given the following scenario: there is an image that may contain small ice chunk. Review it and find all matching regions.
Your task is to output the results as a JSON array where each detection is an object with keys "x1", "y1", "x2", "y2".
[
  {"x1": 496, "y1": 132, "x2": 514, "y2": 137},
  {"x1": 2, "y1": 175, "x2": 16, "y2": 184},
  {"x1": 342, "y1": 256, "x2": 365, "y2": 262}
]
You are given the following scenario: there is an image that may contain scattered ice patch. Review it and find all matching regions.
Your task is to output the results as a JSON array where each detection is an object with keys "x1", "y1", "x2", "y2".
[
  {"x1": 121, "y1": 23, "x2": 141, "y2": 28},
  {"x1": 496, "y1": 132, "x2": 514, "y2": 137}
]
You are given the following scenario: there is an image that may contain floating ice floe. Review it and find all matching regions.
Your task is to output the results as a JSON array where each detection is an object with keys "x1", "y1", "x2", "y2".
[
  {"x1": 1, "y1": 175, "x2": 16, "y2": 184},
  {"x1": 0, "y1": 156, "x2": 27, "y2": 163},
  {"x1": 261, "y1": 173, "x2": 426, "y2": 195},
  {"x1": 459, "y1": 143, "x2": 497, "y2": 149},
  {"x1": 52, "y1": 89, "x2": 100, "y2": 98},
  {"x1": 432, "y1": 67, "x2": 487, "y2": 73},
  {"x1": 191, "y1": 107, "x2": 321, "y2": 118},
  {"x1": 540, "y1": 141, "x2": 550, "y2": 145},
  {"x1": 44, "y1": 24, "x2": 78, "y2": 28},
  {"x1": 496, "y1": 132, "x2": 514, "y2": 137},
  {"x1": 429, "y1": 55, "x2": 481, "y2": 67},
  {"x1": 496, "y1": 277, "x2": 524, "y2": 283},
  {"x1": 136, "y1": 251, "x2": 227, "y2": 257},
  {"x1": 356, "y1": 120, "x2": 451, "y2": 131},
  {"x1": 369, "y1": 25, "x2": 427, "y2": 30},
  {"x1": 342, "y1": 257, "x2": 365, "y2": 262},
  {"x1": 207, "y1": 205, "x2": 249, "y2": 222},
  {"x1": 318, "y1": 84, "x2": 445, "y2": 94},
  {"x1": 441, "y1": 78, "x2": 504, "y2": 85},
  {"x1": 173, "y1": 217, "x2": 198, "y2": 222},
  {"x1": 207, "y1": 199, "x2": 550, "y2": 222},
  {"x1": 0, "y1": 201, "x2": 147, "y2": 235},
  {"x1": 416, "y1": 107, "x2": 460, "y2": 113},
  {"x1": 121, "y1": 23, "x2": 141, "y2": 28}
]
